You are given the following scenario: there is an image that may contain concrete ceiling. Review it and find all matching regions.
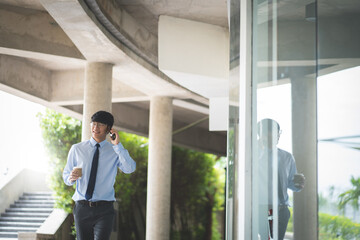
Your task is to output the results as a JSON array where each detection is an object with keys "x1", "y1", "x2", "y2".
[
  {"x1": 0, "y1": 0, "x2": 228, "y2": 155},
  {"x1": 0, "y1": 0, "x2": 45, "y2": 11},
  {"x1": 115, "y1": 0, "x2": 228, "y2": 35}
]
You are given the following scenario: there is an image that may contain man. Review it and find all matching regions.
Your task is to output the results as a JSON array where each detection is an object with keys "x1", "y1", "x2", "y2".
[
  {"x1": 63, "y1": 110, "x2": 136, "y2": 240},
  {"x1": 257, "y1": 119, "x2": 305, "y2": 240}
]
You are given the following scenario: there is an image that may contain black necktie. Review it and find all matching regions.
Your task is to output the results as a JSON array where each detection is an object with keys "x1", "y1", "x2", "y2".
[{"x1": 85, "y1": 143, "x2": 100, "y2": 200}]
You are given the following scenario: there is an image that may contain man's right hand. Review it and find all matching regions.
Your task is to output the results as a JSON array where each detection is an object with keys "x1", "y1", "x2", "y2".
[{"x1": 68, "y1": 169, "x2": 81, "y2": 183}]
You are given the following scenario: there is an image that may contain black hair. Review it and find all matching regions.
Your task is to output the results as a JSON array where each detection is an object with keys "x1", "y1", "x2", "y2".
[{"x1": 91, "y1": 111, "x2": 114, "y2": 129}]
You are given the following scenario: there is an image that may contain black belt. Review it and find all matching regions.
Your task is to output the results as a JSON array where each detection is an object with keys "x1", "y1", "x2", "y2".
[
  {"x1": 268, "y1": 205, "x2": 289, "y2": 210},
  {"x1": 77, "y1": 200, "x2": 114, "y2": 207}
]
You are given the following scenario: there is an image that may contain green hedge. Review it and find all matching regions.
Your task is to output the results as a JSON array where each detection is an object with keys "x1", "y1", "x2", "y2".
[
  {"x1": 287, "y1": 208, "x2": 360, "y2": 239},
  {"x1": 319, "y1": 212, "x2": 360, "y2": 239}
]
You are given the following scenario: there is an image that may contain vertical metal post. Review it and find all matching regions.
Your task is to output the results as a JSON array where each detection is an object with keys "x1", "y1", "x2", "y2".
[{"x1": 236, "y1": 0, "x2": 253, "y2": 239}]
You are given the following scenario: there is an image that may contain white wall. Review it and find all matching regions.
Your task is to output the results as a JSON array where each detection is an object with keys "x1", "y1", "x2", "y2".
[{"x1": 0, "y1": 168, "x2": 51, "y2": 214}]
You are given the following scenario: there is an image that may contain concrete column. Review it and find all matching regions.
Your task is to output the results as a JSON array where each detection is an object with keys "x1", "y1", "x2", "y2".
[
  {"x1": 82, "y1": 62, "x2": 113, "y2": 141},
  {"x1": 146, "y1": 96, "x2": 173, "y2": 240},
  {"x1": 291, "y1": 77, "x2": 318, "y2": 240}
]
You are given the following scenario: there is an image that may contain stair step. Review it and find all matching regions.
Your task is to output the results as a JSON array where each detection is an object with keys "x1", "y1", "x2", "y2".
[
  {"x1": 5, "y1": 208, "x2": 52, "y2": 214},
  {"x1": 0, "y1": 231, "x2": 18, "y2": 238},
  {"x1": 19, "y1": 196, "x2": 54, "y2": 201},
  {"x1": 0, "y1": 226, "x2": 37, "y2": 232},
  {"x1": 10, "y1": 204, "x2": 54, "y2": 208},
  {"x1": 1, "y1": 212, "x2": 49, "y2": 218},
  {"x1": 0, "y1": 221, "x2": 41, "y2": 228},
  {"x1": 0, "y1": 192, "x2": 56, "y2": 239},
  {"x1": 15, "y1": 200, "x2": 55, "y2": 204},
  {"x1": 23, "y1": 192, "x2": 53, "y2": 197},
  {"x1": 0, "y1": 217, "x2": 45, "y2": 223}
]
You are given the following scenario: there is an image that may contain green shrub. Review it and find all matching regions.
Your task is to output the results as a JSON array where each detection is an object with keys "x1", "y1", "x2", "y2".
[
  {"x1": 38, "y1": 109, "x2": 224, "y2": 240},
  {"x1": 288, "y1": 208, "x2": 360, "y2": 239},
  {"x1": 319, "y1": 213, "x2": 360, "y2": 239}
]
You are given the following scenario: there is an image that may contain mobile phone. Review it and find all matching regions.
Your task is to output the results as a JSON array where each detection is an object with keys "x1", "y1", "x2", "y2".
[{"x1": 110, "y1": 132, "x2": 116, "y2": 140}]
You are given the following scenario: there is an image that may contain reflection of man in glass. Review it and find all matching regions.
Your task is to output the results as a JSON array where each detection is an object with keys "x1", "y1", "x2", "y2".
[{"x1": 257, "y1": 119, "x2": 305, "y2": 240}]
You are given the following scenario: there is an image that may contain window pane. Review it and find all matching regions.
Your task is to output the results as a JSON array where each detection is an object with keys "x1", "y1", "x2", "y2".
[
  {"x1": 252, "y1": 0, "x2": 317, "y2": 239},
  {"x1": 317, "y1": 0, "x2": 360, "y2": 238},
  {"x1": 226, "y1": 0, "x2": 240, "y2": 239}
]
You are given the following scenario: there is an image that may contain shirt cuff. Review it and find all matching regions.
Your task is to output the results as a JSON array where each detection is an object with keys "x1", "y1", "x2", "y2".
[
  {"x1": 67, "y1": 176, "x2": 76, "y2": 186},
  {"x1": 113, "y1": 142, "x2": 126, "y2": 154}
]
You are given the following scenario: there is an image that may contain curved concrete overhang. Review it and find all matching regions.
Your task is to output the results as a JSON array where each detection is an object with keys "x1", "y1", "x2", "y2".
[
  {"x1": 40, "y1": 0, "x2": 205, "y2": 101},
  {"x1": 83, "y1": 0, "x2": 158, "y2": 67},
  {"x1": 0, "y1": 0, "x2": 227, "y2": 155}
]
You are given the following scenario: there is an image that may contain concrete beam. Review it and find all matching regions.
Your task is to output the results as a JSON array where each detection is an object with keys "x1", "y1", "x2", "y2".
[
  {"x1": 0, "y1": 4, "x2": 84, "y2": 60},
  {"x1": 0, "y1": 55, "x2": 218, "y2": 153},
  {"x1": 318, "y1": 14, "x2": 360, "y2": 60},
  {"x1": 0, "y1": 54, "x2": 51, "y2": 101},
  {"x1": 0, "y1": 80, "x2": 83, "y2": 124},
  {"x1": 172, "y1": 121, "x2": 226, "y2": 155},
  {"x1": 50, "y1": 69, "x2": 148, "y2": 105},
  {"x1": 0, "y1": 56, "x2": 220, "y2": 154},
  {"x1": 65, "y1": 102, "x2": 226, "y2": 155},
  {"x1": 0, "y1": 57, "x2": 150, "y2": 106},
  {"x1": 275, "y1": 15, "x2": 360, "y2": 62},
  {"x1": 173, "y1": 99, "x2": 209, "y2": 115},
  {"x1": 111, "y1": 64, "x2": 192, "y2": 98},
  {"x1": 255, "y1": 14, "x2": 360, "y2": 81},
  {"x1": 50, "y1": 69, "x2": 84, "y2": 104},
  {"x1": 111, "y1": 103, "x2": 150, "y2": 137}
]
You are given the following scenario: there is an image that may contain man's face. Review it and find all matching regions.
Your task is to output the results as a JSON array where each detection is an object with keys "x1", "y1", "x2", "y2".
[
  {"x1": 91, "y1": 122, "x2": 109, "y2": 141},
  {"x1": 258, "y1": 129, "x2": 279, "y2": 149}
]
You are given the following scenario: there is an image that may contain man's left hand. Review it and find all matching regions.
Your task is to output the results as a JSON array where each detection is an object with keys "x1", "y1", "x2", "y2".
[
  {"x1": 110, "y1": 129, "x2": 119, "y2": 145},
  {"x1": 294, "y1": 173, "x2": 305, "y2": 189}
]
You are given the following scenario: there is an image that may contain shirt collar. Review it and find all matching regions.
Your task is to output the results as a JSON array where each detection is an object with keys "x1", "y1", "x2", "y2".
[{"x1": 90, "y1": 137, "x2": 106, "y2": 148}]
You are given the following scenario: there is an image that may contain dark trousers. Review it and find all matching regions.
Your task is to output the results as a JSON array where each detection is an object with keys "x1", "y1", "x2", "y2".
[
  {"x1": 258, "y1": 205, "x2": 290, "y2": 240},
  {"x1": 278, "y1": 206, "x2": 290, "y2": 240},
  {"x1": 73, "y1": 201, "x2": 115, "y2": 240}
]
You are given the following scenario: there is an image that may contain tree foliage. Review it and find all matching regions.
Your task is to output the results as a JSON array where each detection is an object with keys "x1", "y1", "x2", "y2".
[
  {"x1": 37, "y1": 109, "x2": 81, "y2": 212},
  {"x1": 338, "y1": 176, "x2": 360, "y2": 211},
  {"x1": 170, "y1": 147, "x2": 224, "y2": 240},
  {"x1": 38, "y1": 109, "x2": 224, "y2": 240}
]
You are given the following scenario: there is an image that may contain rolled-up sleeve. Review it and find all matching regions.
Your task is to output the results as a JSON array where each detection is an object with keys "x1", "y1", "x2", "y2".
[
  {"x1": 63, "y1": 145, "x2": 76, "y2": 186},
  {"x1": 113, "y1": 142, "x2": 136, "y2": 174},
  {"x1": 288, "y1": 156, "x2": 301, "y2": 192}
]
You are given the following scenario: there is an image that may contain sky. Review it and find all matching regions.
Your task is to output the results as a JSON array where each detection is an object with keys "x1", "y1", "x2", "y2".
[
  {"x1": 317, "y1": 67, "x2": 360, "y2": 194},
  {"x1": 0, "y1": 91, "x2": 48, "y2": 176}
]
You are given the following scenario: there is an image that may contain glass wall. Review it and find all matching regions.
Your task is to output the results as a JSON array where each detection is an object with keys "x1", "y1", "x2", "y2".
[
  {"x1": 227, "y1": 0, "x2": 318, "y2": 239},
  {"x1": 252, "y1": 0, "x2": 317, "y2": 239},
  {"x1": 226, "y1": 0, "x2": 360, "y2": 239},
  {"x1": 317, "y1": 0, "x2": 360, "y2": 239}
]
